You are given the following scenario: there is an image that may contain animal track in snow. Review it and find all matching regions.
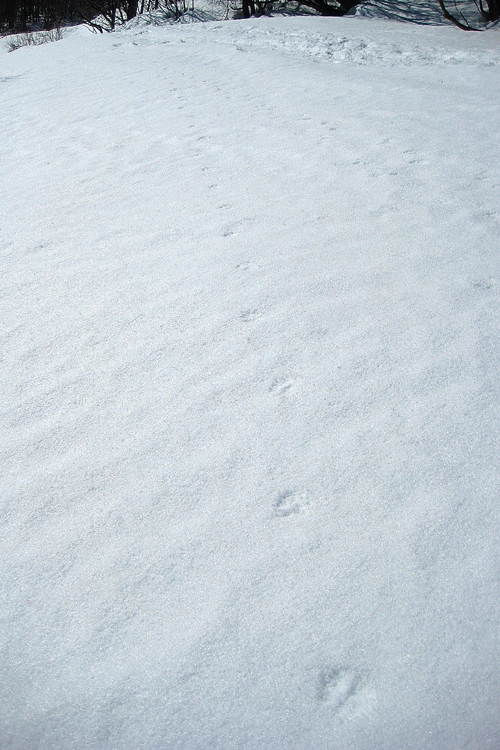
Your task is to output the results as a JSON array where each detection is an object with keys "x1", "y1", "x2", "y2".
[
  {"x1": 274, "y1": 490, "x2": 308, "y2": 517},
  {"x1": 240, "y1": 308, "x2": 262, "y2": 322},
  {"x1": 269, "y1": 377, "x2": 295, "y2": 394},
  {"x1": 317, "y1": 668, "x2": 362, "y2": 711},
  {"x1": 473, "y1": 277, "x2": 495, "y2": 290},
  {"x1": 235, "y1": 261, "x2": 261, "y2": 272},
  {"x1": 221, "y1": 215, "x2": 257, "y2": 237}
]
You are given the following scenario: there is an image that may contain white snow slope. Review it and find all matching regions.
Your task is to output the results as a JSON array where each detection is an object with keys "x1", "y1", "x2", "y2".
[{"x1": 1, "y1": 12, "x2": 500, "y2": 749}]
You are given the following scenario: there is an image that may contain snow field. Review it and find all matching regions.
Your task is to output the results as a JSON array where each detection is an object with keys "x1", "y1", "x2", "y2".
[{"x1": 1, "y1": 15, "x2": 500, "y2": 748}]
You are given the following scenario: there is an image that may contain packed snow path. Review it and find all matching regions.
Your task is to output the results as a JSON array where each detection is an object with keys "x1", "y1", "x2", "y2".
[{"x1": 1, "y1": 15, "x2": 500, "y2": 749}]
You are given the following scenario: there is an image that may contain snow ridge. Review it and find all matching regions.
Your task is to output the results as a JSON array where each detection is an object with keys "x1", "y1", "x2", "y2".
[{"x1": 120, "y1": 17, "x2": 500, "y2": 66}]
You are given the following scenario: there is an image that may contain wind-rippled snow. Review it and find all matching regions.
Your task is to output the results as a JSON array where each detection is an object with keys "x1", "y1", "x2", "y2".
[{"x1": 1, "y1": 12, "x2": 500, "y2": 750}]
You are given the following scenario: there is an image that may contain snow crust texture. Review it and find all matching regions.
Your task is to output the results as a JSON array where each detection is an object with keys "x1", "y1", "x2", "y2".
[
  {"x1": 1, "y1": 14, "x2": 500, "y2": 750},
  {"x1": 127, "y1": 15, "x2": 500, "y2": 66}
]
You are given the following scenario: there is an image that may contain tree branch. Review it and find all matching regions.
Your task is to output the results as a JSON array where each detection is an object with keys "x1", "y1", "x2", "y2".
[{"x1": 438, "y1": 0, "x2": 479, "y2": 29}]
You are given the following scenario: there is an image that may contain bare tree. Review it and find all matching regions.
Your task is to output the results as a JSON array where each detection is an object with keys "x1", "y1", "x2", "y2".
[
  {"x1": 2, "y1": 0, "x2": 498, "y2": 37},
  {"x1": 438, "y1": 0, "x2": 499, "y2": 28}
]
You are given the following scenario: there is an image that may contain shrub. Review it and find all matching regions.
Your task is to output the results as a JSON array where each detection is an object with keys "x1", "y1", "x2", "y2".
[{"x1": 6, "y1": 27, "x2": 63, "y2": 51}]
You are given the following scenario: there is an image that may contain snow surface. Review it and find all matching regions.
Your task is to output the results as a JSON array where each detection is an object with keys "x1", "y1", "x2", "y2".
[{"x1": 1, "y1": 11, "x2": 500, "y2": 749}]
